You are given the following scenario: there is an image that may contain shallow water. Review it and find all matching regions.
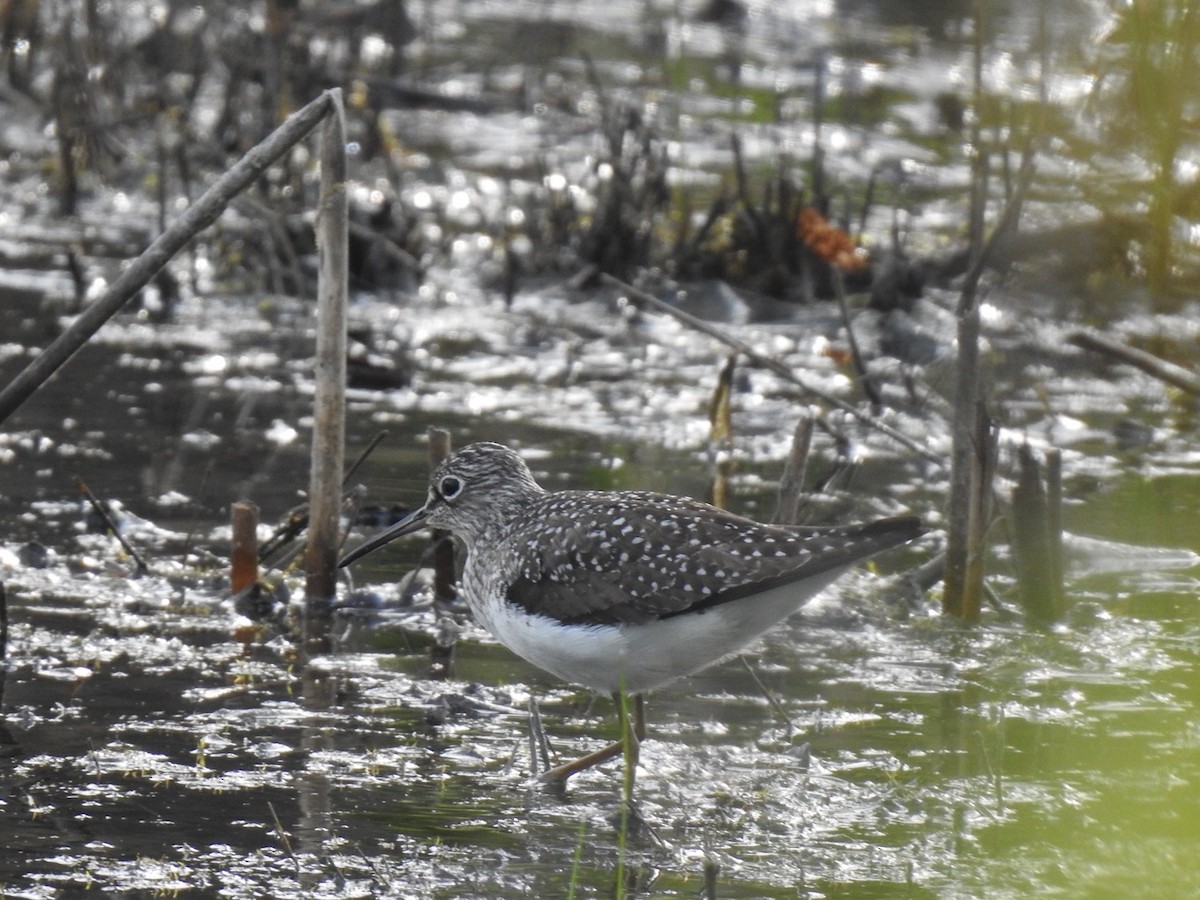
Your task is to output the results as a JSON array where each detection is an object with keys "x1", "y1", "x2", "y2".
[
  {"x1": 3, "y1": 0, "x2": 1200, "y2": 896},
  {"x1": 4, "y1": 530, "x2": 1199, "y2": 896},
  {"x1": 3, "y1": 334, "x2": 1198, "y2": 898}
]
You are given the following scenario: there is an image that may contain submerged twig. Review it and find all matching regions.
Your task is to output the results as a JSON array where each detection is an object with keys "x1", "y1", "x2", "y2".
[
  {"x1": 907, "y1": 549, "x2": 949, "y2": 596},
  {"x1": 73, "y1": 476, "x2": 149, "y2": 576},
  {"x1": 267, "y1": 800, "x2": 300, "y2": 874},
  {"x1": 740, "y1": 655, "x2": 795, "y2": 735}
]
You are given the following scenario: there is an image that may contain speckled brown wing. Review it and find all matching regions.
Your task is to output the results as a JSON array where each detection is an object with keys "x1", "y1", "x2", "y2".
[{"x1": 496, "y1": 490, "x2": 921, "y2": 627}]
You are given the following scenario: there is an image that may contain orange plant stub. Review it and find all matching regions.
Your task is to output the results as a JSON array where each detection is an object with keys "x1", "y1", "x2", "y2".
[{"x1": 796, "y1": 207, "x2": 868, "y2": 271}]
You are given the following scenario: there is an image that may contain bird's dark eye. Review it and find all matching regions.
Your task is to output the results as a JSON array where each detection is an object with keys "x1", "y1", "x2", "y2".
[{"x1": 439, "y1": 476, "x2": 462, "y2": 499}]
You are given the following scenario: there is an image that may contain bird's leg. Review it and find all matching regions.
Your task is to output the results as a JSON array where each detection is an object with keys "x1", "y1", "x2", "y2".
[
  {"x1": 527, "y1": 696, "x2": 553, "y2": 777},
  {"x1": 618, "y1": 690, "x2": 642, "y2": 804},
  {"x1": 539, "y1": 694, "x2": 647, "y2": 785}
]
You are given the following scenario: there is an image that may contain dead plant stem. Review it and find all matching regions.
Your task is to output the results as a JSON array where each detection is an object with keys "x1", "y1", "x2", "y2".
[
  {"x1": 304, "y1": 88, "x2": 348, "y2": 615},
  {"x1": 599, "y1": 273, "x2": 938, "y2": 463}
]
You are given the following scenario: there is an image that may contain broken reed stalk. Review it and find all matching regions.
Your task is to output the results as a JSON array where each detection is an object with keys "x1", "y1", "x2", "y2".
[
  {"x1": 304, "y1": 88, "x2": 348, "y2": 616},
  {"x1": 1010, "y1": 444, "x2": 1064, "y2": 623},
  {"x1": 708, "y1": 354, "x2": 736, "y2": 510},
  {"x1": 942, "y1": 308, "x2": 983, "y2": 620},
  {"x1": 709, "y1": 354, "x2": 736, "y2": 445},
  {"x1": 0, "y1": 90, "x2": 338, "y2": 427},
  {"x1": 598, "y1": 273, "x2": 939, "y2": 464},
  {"x1": 73, "y1": 475, "x2": 150, "y2": 576},
  {"x1": 230, "y1": 501, "x2": 260, "y2": 594},
  {"x1": 774, "y1": 412, "x2": 814, "y2": 525},
  {"x1": 1046, "y1": 448, "x2": 1063, "y2": 595}
]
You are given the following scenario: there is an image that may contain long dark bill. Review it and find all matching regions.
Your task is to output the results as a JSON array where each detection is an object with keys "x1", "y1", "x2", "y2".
[{"x1": 338, "y1": 505, "x2": 432, "y2": 568}]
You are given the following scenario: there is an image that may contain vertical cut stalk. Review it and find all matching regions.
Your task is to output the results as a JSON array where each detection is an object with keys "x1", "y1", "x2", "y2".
[
  {"x1": 1011, "y1": 445, "x2": 1063, "y2": 623},
  {"x1": 774, "y1": 413, "x2": 814, "y2": 525},
  {"x1": 304, "y1": 88, "x2": 348, "y2": 616},
  {"x1": 230, "y1": 501, "x2": 260, "y2": 594}
]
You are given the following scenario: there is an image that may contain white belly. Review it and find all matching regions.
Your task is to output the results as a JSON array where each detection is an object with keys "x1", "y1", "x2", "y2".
[{"x1": 470, "y1": 567, "x2": 851, "y2": 694}]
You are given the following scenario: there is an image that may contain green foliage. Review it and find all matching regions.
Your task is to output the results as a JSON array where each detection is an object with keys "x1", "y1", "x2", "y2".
[{"x1": 1092, "y1": 0, "x2": 1200, "y2": 300}]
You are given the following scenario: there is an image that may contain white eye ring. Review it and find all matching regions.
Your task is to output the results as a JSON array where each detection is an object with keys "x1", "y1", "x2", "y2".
[{"x1": 439, "y1": 475, "x2": 462, "y2": 499}]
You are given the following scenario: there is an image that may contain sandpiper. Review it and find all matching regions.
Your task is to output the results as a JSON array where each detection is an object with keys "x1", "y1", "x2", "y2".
[{"x1": 340, "y1": 441, "x2": 923, "y2": 783}]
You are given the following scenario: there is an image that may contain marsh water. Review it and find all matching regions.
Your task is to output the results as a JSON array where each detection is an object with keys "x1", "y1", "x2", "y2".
[{"x1": 3, "y1": 1, "x2": 1200, "y2": 897}]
